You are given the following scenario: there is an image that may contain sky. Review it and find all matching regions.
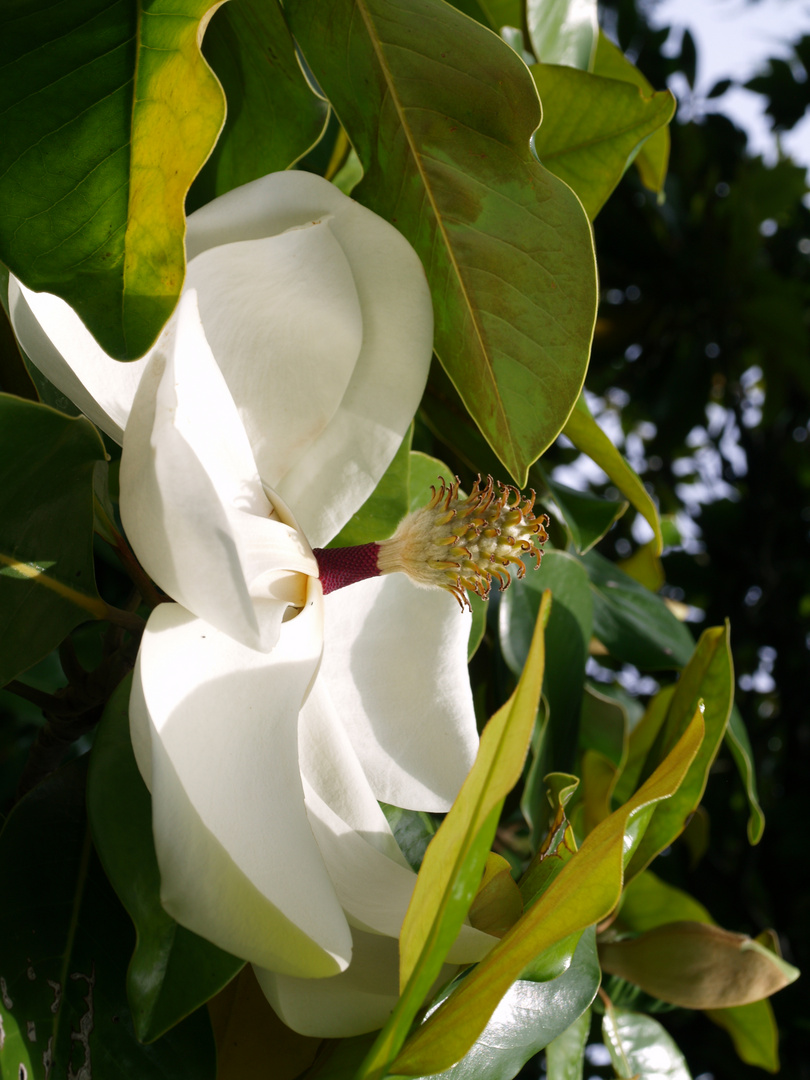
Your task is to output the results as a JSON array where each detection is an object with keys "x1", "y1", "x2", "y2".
[{"x1": 644, "y1": 0, "x2": 810, "y2": 168}]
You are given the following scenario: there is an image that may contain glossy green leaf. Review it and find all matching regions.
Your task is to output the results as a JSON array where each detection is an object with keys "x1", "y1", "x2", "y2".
[
  {"x1": 563, "y1": 393, "x2": 663, "y2": 554},
  {"x1": 390, "y1": 708, "x2": 704, "y2": 1076},
  {"x1": 530, "y1": 63, "x2": 675, "y2": 220},
  {"x1": 706, "y1": 1000, "x2": 780, "y2": 1073},
  {"x1": 618, "y1": 870, "x2": 712, "y2": 933},
  {"x1": 412, "y1": 929, "x2": 600, "y2": 1080},
  {"x1": 599, "y1": 921, "x2": 799, "y2": 1009},
  {"x1": 288, "y1": 0, "x2": 598, "y2": 484},
  {"x1": 593, "y1": 33, "x2": 671, "y2": 195},
  {"x1": 87, "y1": 677, "x2": 244, "y2": 1043},
  {"x1": 329, "y1": 427, "x2": 413, "y2": 546},
  {"x1": 0, "y1": 269, "x2": 37, "y2": 400},
  {"x1": 500, "y1": 550, "x2": 593, "y2": 772},
  {"x1": 525, "y1": 0, "x2": 597, "y2": 69},
  {"x1": 545, "y1": 1007, "x2": 590, "y2": 1080},
  {"x1": 357, "y1": 591, "x2": 551, "y2": 1080},
  {"x1": 581, "y1": 550, "x2": 695, "y2": 671},
  {"x1": 1, "y1": 0, "x2": 226, "y2": 359},
  {"x1": 540, "y1": 467, "x2": 628, "y2": 554},
  {"x1": 188, "y1": 0, "x2": 329, "y2": 211},
  {"x1": 616, "y1": 539, "x2": 665, "y2": 592},
  {"x1": 380, "y1": 803, "x2": 436, "y2": 873},
  {"x1": 0, "y1": 395, "x2": 107, "y2": 686},
  {"x1": 602, "y1": 1006, "x2": 691, "y2": 1080},
  {"x1": 725, "y1": 704, "x2": 766, "y2": 844},
  {"x1": 579, "y1": 685, "x2": 627, "y2": 770},
  {"x1": 612, "y1": 684, "x2": 674, "y2": 807},
  {"x1": 0, "y1": 756, "x2": 216, "y2": 1079},
  {"x1": 627, "y1": 624, "x2": 734, "y2": 879}
]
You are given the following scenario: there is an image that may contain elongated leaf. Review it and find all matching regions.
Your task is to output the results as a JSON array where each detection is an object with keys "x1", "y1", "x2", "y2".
[
  {"x1": 592, "y1": 33, "x2": 671, "y2": 195},
  {"x1": 87, "y1": 677, "x2": 244, "y2": 1043},
  {"x1": 725, "y1": 704, "x2": 766, "y2": 844},
  {"x1": 357, "y1": 591, "x2": 551, "y2": 1080},
  {"x1": 390, "y1": 708, "x2": 704, "y2": 1076},
  {"x1": 209, "y1": 966, "x2": 321, "y2": 1080},
  {"x1": 500, "y1": 550, "x2": 592, "y2": 771},
  {"x1": 602, "y1": 1006, "x2": 691, "y2": 1080},
  {"x1": 545, "y1": 1007, "x2": 590, "y2": 1080},
  {"x1": 582, "y1": 551, "x2": 695, "y2": 671},
  {"x1": 563, "y1": 393, "x2": 663, "y2": 553},
  {"x1": 188, "y1": 0, "x2": 329, "y2": 211},
  {"x1": 599, "y1": 921, "x2": 799, "y2": 1009},
  {"x1": 0, "y1": 757, "x2": 216, "y2": 1079},
  {"x1": 0, "y1": 395, "x2": 107, "y2": 686},
  {"x1": 329, "y1": 427, "x2": 412, "y2": 546},
  {"x1": 415, "y1": 928, "x2": 600, "y2": 1080},
  {"x1": 1, "y1": 0, "x2": 225, "y2": 359},
  {"x1": 525, "y1": 0, "x2": 597, "y2": 69},
  {"x1": 627, "y1": 624, "x2": 734, "y2": 879},
  {"x1": 612, "y1": 685, "x2": 674, "y2": 806},
  {"x1": 531, "y1": 63, "x2": 675, "y2": 219},
  {"x1": 288, "y1": 0, "x2": 598, "y2": 483},
  {"x1": 706, "y1": 1000, "x2": 780, "y2": 1073}
]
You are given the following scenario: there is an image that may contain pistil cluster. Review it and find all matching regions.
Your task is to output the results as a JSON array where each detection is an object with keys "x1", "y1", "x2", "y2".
[
  {"x1": 377, "y1": 476, "x2": 548, "y2": 608},
  {"x1": 314, "y1": 476, "x2": 549, "y2": 608}
]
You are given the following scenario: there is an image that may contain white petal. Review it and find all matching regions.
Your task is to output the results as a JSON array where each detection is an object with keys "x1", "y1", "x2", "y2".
[
  {"x1": 130, "y1": 598, "x2": 352, "y2": 977},
  {"x1": 317, "y1": 575, "x2": 479, "y2": 810},
  {"x1": 185, "y1": 172, "x2": 433, "y2": 547},
  {"x1": 120, "y1": 290, "x2": 316, "y2": 650},
  {"x1": 186, "y1": 222, "x2": 362, "y2": 492},
  {"x1": 8, "y1": 278, "x2": 146, "y2": 441}
]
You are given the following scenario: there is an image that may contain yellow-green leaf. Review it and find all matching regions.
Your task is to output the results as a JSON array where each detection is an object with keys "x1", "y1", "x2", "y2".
[
  {"x1": 1, "y1": 0, "x2": 226, "y2": 359},
  {"x1": 599, "y1": 921, "x2": 799, "y2": 1009},
  {"x1": 390, "y1": 707, "x2": 704, "y2": 1076},
  {"x1": 563, "y1": 393, "x2": 663, "y2": 554},
  {"x1": 725, "y1": 704, "x2": 766, "y2": 844},
  {"x1": 531, "y1": 63, "x2": 675, "y2": 220},
  {"x1": 617, "y1": 869, "x2": 713, "y2": 932},
  {"x1": 355, "y1": 591, "x2": 551, "y2": 1080},
  {"x1": 593, "y1": 32, "x2": 671, "y2": 196},
  {"x1": 626, "y1": 624, "x2": 734, "y2": 879},
  {"x1": 706, "y1": 1000, "x2": 780, "y2": 1073}
]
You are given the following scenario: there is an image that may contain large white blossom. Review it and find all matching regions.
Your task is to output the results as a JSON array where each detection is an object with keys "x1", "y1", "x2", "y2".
[{"x1": 10, "y1": 172, "x2": 494, "y2": 1035}]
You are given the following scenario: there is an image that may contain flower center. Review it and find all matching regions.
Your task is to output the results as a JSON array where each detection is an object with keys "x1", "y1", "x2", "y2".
[{"x1": 314, "y1": 476, "x2": 548, "y2": 608}]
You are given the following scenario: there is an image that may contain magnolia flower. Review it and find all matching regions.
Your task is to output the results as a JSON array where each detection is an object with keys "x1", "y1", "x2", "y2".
[{"x1": 10, "y1": 172, "x2": 495, "y2": 1034}]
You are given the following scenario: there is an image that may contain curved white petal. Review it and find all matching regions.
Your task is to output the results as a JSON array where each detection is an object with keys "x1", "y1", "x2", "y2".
[
  {"x1": 255, "y1": 929, "x2": 409, "y2": 1038},
  {"x1": 120, "y1": 290, "x2": 316, "y2": 651},
  {"x1": 185, "y1": 172, "x2": 433, "y2": 547},
  {"x1": 130, "y1": 597, "x2": 352, "y2": 977},
  {"x1": 317, "y1": 575, "x2": 479, "y2": 810},
  {"x1": 8, "y1": 278, "x2": 145, "y2": 441},
  {"x1": 186, "y1": 222, "x2": 362, "y2": 492}
]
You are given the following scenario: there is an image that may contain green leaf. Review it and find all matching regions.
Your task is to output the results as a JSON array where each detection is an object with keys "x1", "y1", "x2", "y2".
[
  {"x1": 87, "y1": 677, "x2": 244, "y2": 1043},
  {"x1": 0, "y1": 395, "x2": 107, "y2": 686},
  {"x1": 530, "y1": 64, "x2": 675, "y2": 219},
  {"x1": 1, "y1": 0, "x2": 226, "y2": 359},
  {"x1": 390, "y1": 707, "x2": 704, "y2": 1076},
  {"x1": 579, "y1": 685, "x2": 627, "y2": 770},
  {"x1": 357, "y1": 590, "x2": 551, "y2": 1079},
  {"x1": 705, "y1": 1000, "x2": 780, "y2": 1073},
  {"x1": 626, "y1": 624, "x2": 734, "y2": 879},
  {"x1": 599, "y1": 921, "x2": 799, "y2": 1009},
  {"x1": 525, "y1": 0, "x2": 597, "y2": 69},
  {"x1": 540, "y1": 467, "x2": 628, "y2": 554},
  {"x1": 187, "y1": 0, "x2": 329, "y2": 212},
  {"x1": 288, "y1": 0, "x2": 597, "y2": 484},
  {"x1": 612, "y1": 685, "x2": 674, "y2": 807},
  {"x1": 563, "y1": 393, "x2": 663, "y2": 554},
  {"x1": 592, "y1": 33, "x2": 671, "y2": 196},
  {"x1": 0, "y1": 756, "x2": 217, "y2": 1079},
  {"x1": 602, "y1": 1006, "x2": 691, "y2": 1080},
  {"x1": 581, "y1": 550, "x2": 695, "y2": 671},
  {"x1": 545, "y1": 1007, "x2": 590, "y2": 1080},
  {"x1": 500, "y1": 550, "x2": 593, "y2": 771},
  {"x1": 725, "y1": 704, "x2": 766, "y2": 844},
  {"x1": 379, "y1": 803, "x2": 436, "y2": 873},
  {"x1": 410, "y1": 928, "x2": 600, "y2": 1080},
  {"x1": 618, "y1": 870, "x2": 713, "y2": 933}
]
